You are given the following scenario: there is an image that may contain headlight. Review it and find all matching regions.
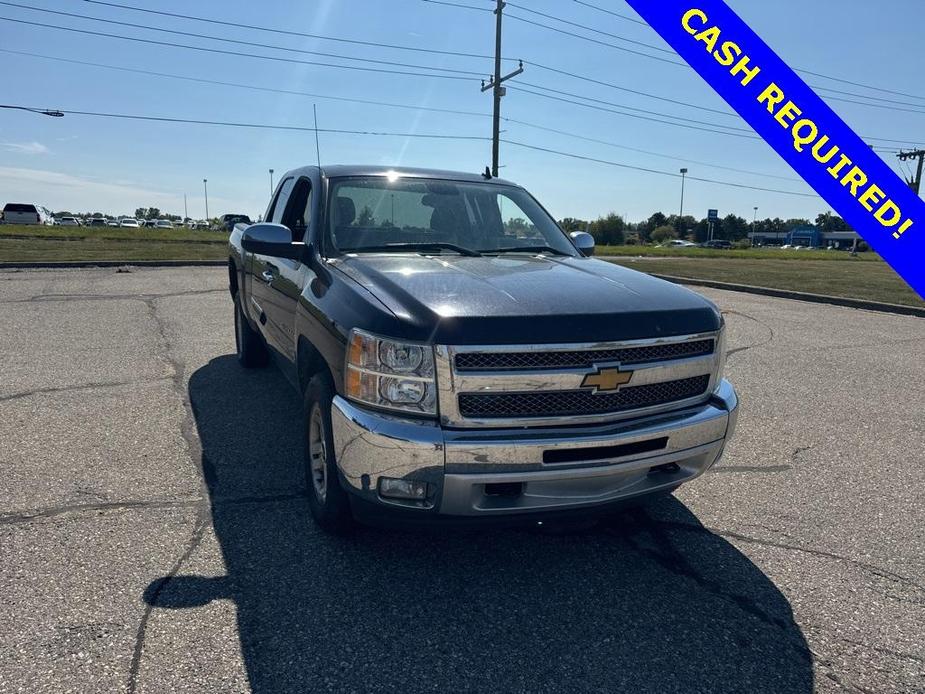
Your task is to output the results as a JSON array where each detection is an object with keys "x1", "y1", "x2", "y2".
[{"x1": 345, "y1": 329, "x2": 437, "y2": 415}]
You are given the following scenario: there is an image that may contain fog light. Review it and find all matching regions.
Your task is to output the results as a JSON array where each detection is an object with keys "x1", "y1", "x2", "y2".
[{"x1": 379, "y1": 477, "x2": 429, "y2": 501}]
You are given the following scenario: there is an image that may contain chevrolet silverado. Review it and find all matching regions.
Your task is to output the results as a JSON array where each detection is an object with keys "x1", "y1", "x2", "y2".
[{"x1": 228, "y1": 165, "x2": 738, "y2": 532}]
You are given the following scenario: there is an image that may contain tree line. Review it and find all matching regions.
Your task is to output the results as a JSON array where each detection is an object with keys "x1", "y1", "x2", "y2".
[{"x1": 559, "y1": 211, "x2": 851, "y2": 246}]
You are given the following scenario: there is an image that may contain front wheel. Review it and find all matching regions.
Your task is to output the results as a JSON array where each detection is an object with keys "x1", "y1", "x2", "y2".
[{"x1": 304, "y1": 374, "x2": 354, "y2": 534}]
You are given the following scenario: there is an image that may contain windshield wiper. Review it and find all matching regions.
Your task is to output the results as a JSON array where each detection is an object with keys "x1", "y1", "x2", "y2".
[
  {"x1": 482, "y1": 245, "x2": 572, "y2": 256},
  {"x1": 341, "y1": 242, "x2": 481, "y2": 257}
]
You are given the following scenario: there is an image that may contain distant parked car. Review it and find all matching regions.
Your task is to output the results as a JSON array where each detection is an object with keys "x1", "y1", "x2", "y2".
[
  {"x1": 220, "y1": 213, "x2": 252, "y2": 232},
  {"x1": 106, "y1": 219, "x2": 119, "y2": 227},
  {"x1": 87, "y1": 218, "x2": 107, "y2": 227},
  {"x1": 119, "y1": 218, "x2": 140, "y2": 228},
  {"x1": 57, "y1": 217, "x2": 81, "y2": 226},
  {"x1": 663, "y1": 239, "x2": 697, "y2": 248},
  {"x1": 2, "y1": 203, "x2": 55, "y2": 225},
  {"x1": 701, "y1": 239, "x2": 732, "y2": 249},
  {"x1": 154, "y1": 219, "x2": 175, "y2": 229}
]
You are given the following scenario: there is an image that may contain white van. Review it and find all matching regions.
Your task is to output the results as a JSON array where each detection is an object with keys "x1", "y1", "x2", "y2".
[{"x1": 2, "y1": 203, "x2": 55, "y2": 225}]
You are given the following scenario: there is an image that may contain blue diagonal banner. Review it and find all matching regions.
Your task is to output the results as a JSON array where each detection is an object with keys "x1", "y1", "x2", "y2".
[{"x1": 624, "y1": 0, "x2": 925, "y2": 300}]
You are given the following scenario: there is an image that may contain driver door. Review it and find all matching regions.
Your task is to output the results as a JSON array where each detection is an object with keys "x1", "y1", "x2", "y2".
[{"x1": 249, "y1": 176, "x2": 294, "y2": 353}]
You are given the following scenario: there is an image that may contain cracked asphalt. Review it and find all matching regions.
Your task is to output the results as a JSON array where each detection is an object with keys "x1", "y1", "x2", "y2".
[{"x1": 0, "y1": 266, "x2": 923, "y2": 693}]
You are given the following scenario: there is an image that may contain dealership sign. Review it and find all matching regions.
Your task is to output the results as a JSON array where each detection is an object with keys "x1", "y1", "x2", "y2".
[{"x1": 625, "y1": 1, "x2": 925, "y2": 299}]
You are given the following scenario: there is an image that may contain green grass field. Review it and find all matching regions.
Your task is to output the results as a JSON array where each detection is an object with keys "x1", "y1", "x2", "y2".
[
  {"x1": 608, "y1": 257, "x2": 924, "y2": 308},
  {"x1": 0, "y1": 224, "x2": 227, "y2": 262},
  {"x1": 596, "y1": 244, "x2": 880, "y2": 262},
  {"x1": 1, "y1": 225, "x2": 919, "y2": 308}
]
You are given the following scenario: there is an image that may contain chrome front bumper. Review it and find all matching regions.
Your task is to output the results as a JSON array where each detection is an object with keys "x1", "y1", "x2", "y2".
[{"x1": 330, "y1": 379, "x2": 738, "y2": 517}]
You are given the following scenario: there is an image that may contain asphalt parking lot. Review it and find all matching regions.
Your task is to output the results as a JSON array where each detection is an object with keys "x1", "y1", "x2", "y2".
[{"x1": 1, "y1": 266, "x2": 923, "y2": 693}]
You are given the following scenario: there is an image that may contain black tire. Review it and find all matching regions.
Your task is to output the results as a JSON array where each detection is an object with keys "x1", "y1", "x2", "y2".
[
  {"x1": 233, "y1": 293, "x2": 268, "y2": 368},
  {"x1": 304, "y1": 373, "x2": 354, "y2": 534}
]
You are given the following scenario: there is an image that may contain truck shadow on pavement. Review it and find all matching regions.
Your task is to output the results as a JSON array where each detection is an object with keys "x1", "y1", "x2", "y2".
[{"x1": 146, "y1": 355, "x2": 813, "y2": 693}]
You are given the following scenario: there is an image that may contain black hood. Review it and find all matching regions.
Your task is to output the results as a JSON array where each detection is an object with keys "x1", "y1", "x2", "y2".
[{"x1": 331, "y1": 254, "x2": 720, "y2": 344}]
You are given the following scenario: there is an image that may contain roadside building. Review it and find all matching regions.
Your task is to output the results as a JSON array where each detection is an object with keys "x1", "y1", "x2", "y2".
[{"x1": 749, "y1": 224, "x2": 862, "y2": 249}]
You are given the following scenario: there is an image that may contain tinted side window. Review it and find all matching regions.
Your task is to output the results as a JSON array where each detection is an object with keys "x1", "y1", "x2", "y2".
[
  {"x1": 270, "y1": 178, "x2": 296, "y2": 225},
  {"x1": 265, "y1": 177, "x2": 294, "y2": 223},
  {"x1": 280, "y1": 178, "x2": 312, "y2": 242}
]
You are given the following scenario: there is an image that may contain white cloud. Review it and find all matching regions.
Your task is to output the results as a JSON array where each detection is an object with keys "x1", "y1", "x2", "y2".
[{"x1": 1, "y1": 141, "x2": 49, "y2": 155}]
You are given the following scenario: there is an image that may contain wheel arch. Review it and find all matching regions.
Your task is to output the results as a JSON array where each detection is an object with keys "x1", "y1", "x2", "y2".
[
  {"x1": 297, "y1": 336, "x2": 332, "y2": 394},
  {"x1": 228, "y1": 258, "x2": 241, "y2": 299}
]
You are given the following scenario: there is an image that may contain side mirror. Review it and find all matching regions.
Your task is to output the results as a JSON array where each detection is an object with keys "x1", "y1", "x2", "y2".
[
  {"x1": 570, "y1": 231, "x2": 596, "y2": 256},
  {"x1": 242, "y1": 223, "x2": 305, "y2": 260}
]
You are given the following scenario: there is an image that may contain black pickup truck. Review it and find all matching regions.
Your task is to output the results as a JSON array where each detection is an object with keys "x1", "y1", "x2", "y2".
[{"x1": 228, "y1": 165, "x2": 738, "y2": 532}]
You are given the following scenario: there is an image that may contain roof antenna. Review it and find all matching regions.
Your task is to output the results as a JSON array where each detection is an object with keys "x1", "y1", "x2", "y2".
[
  {"x1": 482, "y1": 166, "x2": 492, "y2": 180},
  {"x1": 313, "y1": 103, "x2": 322, "y2": 169}
]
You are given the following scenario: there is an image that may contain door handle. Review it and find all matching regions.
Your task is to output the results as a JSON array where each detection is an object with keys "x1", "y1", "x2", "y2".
[{"x1": 261, "y1": 269, "x2": 275, "y2": 283}]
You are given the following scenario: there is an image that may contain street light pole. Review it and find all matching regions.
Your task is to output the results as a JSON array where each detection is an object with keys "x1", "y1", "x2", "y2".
[
  {"x1": 203, "y1": 179, "x2": 209, "y2": 222},
  {"x1": 679, "y1": 167, "x2": 688, "y2": 222},
  {"x1": 269, "y1": 169, "x2": 274, "y2": 196}
]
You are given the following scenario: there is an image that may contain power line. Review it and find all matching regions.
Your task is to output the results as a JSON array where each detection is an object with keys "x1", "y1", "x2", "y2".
[
  {"x1": 0, "y1": 99, "x2": 813, "y2": 198},
  {"x1": 525, "y1": 60, "x2": 737, "y2": 118},
  {"x1": 509, "y1": 84, "x2": 761, "y2": 140},
  {"x1": 82, "y1": 0, "x2": 501, "y2": 62},
  {"x1": 0, "y1": 103, "x2": 491, "y2": 139},
  {"x1": 7, "y1": 10, "x2": 916, "y2": 145},
  {"x1": 504, "y1": 118, "x2": 800, "y2": 182},
  {"x1": 0, "y1": 48, "x2": 796, "y2": 181},
  {"x1": 504, "y1": 12, "x2": 686, "y2": 67},
  {"x1": 517, "y1": 79, "x2": 754, "y2": 133},
  {"x1": 572, "y1": 0, "x2": 647, "y2": 26},
  {"x1": 505, "y1": 2, "x2": 674, "y2": 55},
  {"x1": 813, "y1": 91, "x2": 925, "y2": 115},
  {"x1": 573, "y1": 0, "x2": 925, "y2": 103},
  {"x1": 796, "y1": 68, "x2": 925, "y2": 104},
  {"x1": 0, "y1": 49, "x2": 493, "y2": 119},
  {"x1": 59, "y1": 0, "x2": 921, "y2": 122},
  {"x1": 0, "y1": 16, "x2": 478, "y2": 82},
  {"x1": 3, "y1": 48, "x2": 798, "y2": 183},
  {"x1": 0, "y1": 2, "x2": 483, "y2": 77},
  {"x1": 501, "y1": 139, "x2": 817, "y2": 197}
]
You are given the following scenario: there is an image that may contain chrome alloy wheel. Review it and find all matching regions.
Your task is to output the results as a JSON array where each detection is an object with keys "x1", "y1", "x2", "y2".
[{"x1": 308, "y1": 405, "x2": 328, "y2": 503}]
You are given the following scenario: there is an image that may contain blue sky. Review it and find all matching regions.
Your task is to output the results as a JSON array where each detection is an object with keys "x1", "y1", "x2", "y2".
[{"x1": 0, "y1": 0, "x2": 922, "y2": 221}]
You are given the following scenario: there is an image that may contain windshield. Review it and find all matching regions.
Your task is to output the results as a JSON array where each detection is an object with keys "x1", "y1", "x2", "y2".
[{"x1": 326, "y1": 177, "x2": 576, "y2": 256}]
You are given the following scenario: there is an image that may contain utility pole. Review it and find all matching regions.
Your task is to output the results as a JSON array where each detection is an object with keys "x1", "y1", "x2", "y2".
[
  {"x1": 203, "y1": 179, "x2": 209, "y2": 221},
  {"x1": 679, "y1": 168, "x2": 688, "y2": 220},
  {"x1": 898, "y1": 149, "x2": 925, "y2": 196},
  {"x1": 481, "y1": 0, "x2": 523, "y2": 177},
  {"x1": 184, "y1": 194, "x2": 188, "y2": 221},
  {"x1": 269, "y1": 168, "x2": 275, "y2": 196}
]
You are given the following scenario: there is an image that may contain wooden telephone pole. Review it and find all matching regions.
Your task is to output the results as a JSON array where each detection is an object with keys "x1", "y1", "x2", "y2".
[
  {"x1": 898, "y1": 149, "x2": 925, "y2": 196},
  {"x1": 481, "y1": 0, "x2": 523, "y2": 177}
]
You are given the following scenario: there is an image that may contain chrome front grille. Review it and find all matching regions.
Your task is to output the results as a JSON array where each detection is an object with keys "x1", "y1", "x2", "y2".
[
  {"x1": 435, "y1": 332, "x2": 721, "y2": 428},
  {"x1": 454, "y1": 339, "x2": 714, "y2": 372},
  {"x1": 457, "y1": 375, "x2": 711, "y2": 419}
]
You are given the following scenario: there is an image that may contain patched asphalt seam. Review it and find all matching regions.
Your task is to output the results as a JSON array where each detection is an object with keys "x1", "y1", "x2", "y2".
[
  {"x1": 0, "y1": 288, "x2": 226, "y2": 305},
  {"x1": 127, "y1": 295, "x2": 210, "y2": 694},
  {"x1": 0, "y1": 377, "x2": 173, "y2": 404},
  {"x1": 662, "y1": 520, "x2": 925, "y2": 594},
  {"x1": 126, "y1": 508, "x2": 209, "y2": 694},
  {"x1": 0, "y1": 492, "x2": 308, "y2": 527},
  {"x1": 722, "y1": 308, "x2": 775, "y2": 360}
]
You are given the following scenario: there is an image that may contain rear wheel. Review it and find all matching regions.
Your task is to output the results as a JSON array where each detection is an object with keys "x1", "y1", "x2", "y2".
[
  {"x1": 233, "y1": 293, "x2": 268, "y2": 368},
  {"x1": 304, "y1": 373, "x2": 354, "y2": 534}
]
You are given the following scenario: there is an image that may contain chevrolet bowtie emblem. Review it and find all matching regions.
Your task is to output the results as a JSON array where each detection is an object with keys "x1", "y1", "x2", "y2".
[{"x1": 580, "y1": 366, "x2": 633, "y2": 393}]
